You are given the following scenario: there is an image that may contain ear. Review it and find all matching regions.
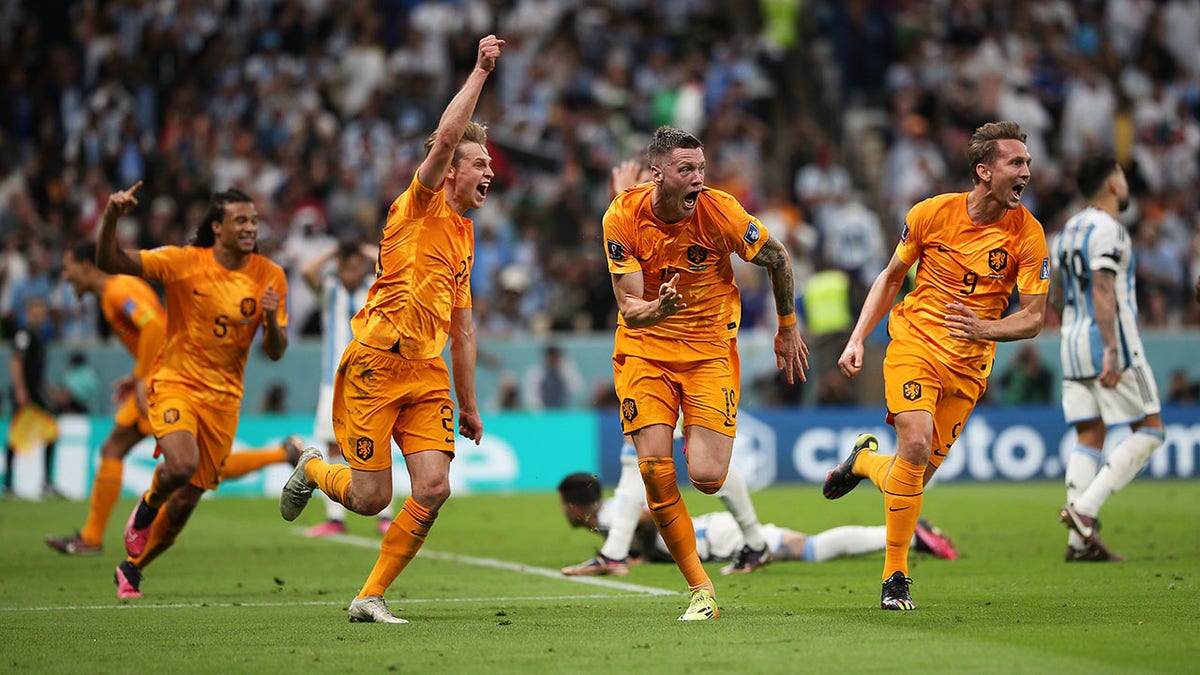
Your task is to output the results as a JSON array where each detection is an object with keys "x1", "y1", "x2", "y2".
[{"x1": 650, "y1": 164, "x2": 663, "y2": 184}]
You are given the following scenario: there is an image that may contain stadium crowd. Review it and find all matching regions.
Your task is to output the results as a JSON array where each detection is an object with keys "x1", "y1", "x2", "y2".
[{"x1": 0, "y1": 0, "x2": 1198, "y2": 396}]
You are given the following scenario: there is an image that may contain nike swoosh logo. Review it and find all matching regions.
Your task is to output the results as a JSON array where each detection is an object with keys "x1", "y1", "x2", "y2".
[
  {"x1": 888, "y1": 506, "x2": 911, "y2": 512},
  {"x1": 932, "y1": 449, "x2": 947, "y2": 457},
  {"x1": 662, "y1": 516, "x2": 679, "y2": 528}
]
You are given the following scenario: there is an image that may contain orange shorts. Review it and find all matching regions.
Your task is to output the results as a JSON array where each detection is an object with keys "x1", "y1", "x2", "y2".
[
  {"x1": 147, "y1": 388, "x2": 239, "y2": 490},
  {"x1": 333, "y1": 340, "x2": 455, "y2": 472},
  {"x1": 113, "y1": 396, "x2": 153, "y2": 436},
  {"x1": 883, "y1": 338, "x2": 988, "y2": 469},
  {"x1": 612, "y1": 340, "x2": 740, "y2": 437}
]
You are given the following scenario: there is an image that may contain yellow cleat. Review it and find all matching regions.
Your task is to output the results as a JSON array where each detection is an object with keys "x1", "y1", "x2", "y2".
[{"x1": 678, "y1": 588, "x2": 719, "y2": 621}]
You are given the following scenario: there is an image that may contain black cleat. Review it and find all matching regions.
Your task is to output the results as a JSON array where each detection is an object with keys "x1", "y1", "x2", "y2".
[
  {"x1": 881, "y1": 570, "x2": 916, "y2": 610},
  {"x1": 720, "y1": 544, "x2": 772, "y2": 575},
  {"x1": 823, "y1": 433, "x2": 877, "y2": 499}
]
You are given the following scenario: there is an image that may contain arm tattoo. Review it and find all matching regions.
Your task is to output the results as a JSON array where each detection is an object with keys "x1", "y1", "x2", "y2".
[{"x1": 750, "y1": 238, "x2": 795, "y2": 315}]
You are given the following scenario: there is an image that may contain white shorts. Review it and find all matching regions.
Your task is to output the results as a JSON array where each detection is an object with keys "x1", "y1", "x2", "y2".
[
  {"x1": 1062, "y1": 357, "x2": 1161, "y2": 426},
  {"x1": 687, "y1": 511, "x2": 784, "y2": 562},
  {"x1": 313, "y1": 384, "x2": 336, "y2": 443}
]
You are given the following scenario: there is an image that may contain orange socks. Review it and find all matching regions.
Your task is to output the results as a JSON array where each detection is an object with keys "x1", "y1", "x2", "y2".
[
  {"x1": 81, "y1": 457, "x2": 123, "y2": 546},
  {"x1": 308, "y1": 460, "x2": 353, "y2": 505},
  {"x1": 222, "y1": 448, "x2": 287, "y2": 480},
  {"x1": 882, "y1": 457, "x2": 925, "y2": 580},
  {"x1": 359, "y1": 497, "x2": 435, "y2": 598},
  {"x1": 130, "y1": 508, "x2": 186, "y2": 569},
  {"x1": 855, "y1": 451, "x2": 893, "y2": 492},
  {"x1": 638, "y1": 457, "x2": 709, "y2": 591}
]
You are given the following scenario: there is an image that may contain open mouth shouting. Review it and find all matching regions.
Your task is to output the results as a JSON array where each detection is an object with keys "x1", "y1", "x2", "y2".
[
  {"x1": 683, "y1": 190, "x2": 700, "y2": 211},
  {"x1": 1011, "y1": 181, "x2": 1026, "y2": 203},
  {"x1": 476, "y1": 181, "x2": 491, "y2": 201}
]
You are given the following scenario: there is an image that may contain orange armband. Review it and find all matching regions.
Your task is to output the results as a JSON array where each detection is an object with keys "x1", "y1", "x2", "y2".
[{"x1": 777, "y1": 313, "x2": 797, "y2": 329}]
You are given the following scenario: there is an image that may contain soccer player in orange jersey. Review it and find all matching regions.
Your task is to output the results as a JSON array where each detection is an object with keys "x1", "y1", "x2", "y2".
[
  {"x1": 96, "y1": 183, "x2": 289, "y2": 598},
  {"x1": 278, "y1": 34, "x2": 502, "y2": 624},
  {"x1": 602, "y1": 126, "x2": 809, "y2": 620},
  {"x1": 825, "y1": 121, "x2": 1050, "y2": 610},
  {"x1": 44, "y1": 242, "x2": 301, "y2": 557}
]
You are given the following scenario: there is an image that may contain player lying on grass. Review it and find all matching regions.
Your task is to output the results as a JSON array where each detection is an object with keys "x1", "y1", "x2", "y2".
[{"x1": 558, "y1": 471, "x2": 958, "y2": 569}]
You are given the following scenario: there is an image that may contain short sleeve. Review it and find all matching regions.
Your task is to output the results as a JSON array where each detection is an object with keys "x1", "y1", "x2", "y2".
[
  {"x1": 1015, "y1": 215, "x2": 1051, "y2": 295},
  {"x1": 603, "y1": 200, "x2": 641, "y2": 276},
  {"x1": 1087, "y1": 218, "x2": 1128, "y2": 275},
  {"x1": 895, "y1": 202, "x2": 927, "y2": 266},
  {"x1": 139, "y1": 246, "x2": 189, "y2": 283}
]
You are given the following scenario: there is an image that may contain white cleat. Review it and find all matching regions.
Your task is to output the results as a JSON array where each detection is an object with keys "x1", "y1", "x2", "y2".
[
  {"x1": 348, "y1": 595, "x2": 408, "y2": 624},
  {"x1": 280, "y1": 447, "x2": 322, "y2": 521}
]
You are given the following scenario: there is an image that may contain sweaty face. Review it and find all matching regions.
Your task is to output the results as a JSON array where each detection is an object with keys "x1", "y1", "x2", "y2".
[
  {"x1": 653, "y1": 147, "x2": 705, "y2": 220},
  {"x1": 214, "y1": 201, "x2": 260, "y2": 253},
  {"x1": 984, "y1": 139, "x2": 1032, "y2": 209},
  {"x1": 449, "y1": 142, "x2": 494, "y2": 210}
]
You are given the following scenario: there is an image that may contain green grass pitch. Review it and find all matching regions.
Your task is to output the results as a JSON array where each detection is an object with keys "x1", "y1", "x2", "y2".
[{"x1": 2, "y1": 480, "x2": 1197, "y2": 673}]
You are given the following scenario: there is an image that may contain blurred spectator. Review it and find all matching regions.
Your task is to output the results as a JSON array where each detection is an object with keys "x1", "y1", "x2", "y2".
[
  {"x1": 523, "y1": 344, "x2": 584, "y2": 410},
  {"x1": 997, "y1": 344, "x2": 1054, "y2": 406},
  {"x1": 49, "y1": 351, "x2": 99, "y2": 414},
  {"x1": 1166, "y1": 368, "x2": 1200, "y2": 404}
]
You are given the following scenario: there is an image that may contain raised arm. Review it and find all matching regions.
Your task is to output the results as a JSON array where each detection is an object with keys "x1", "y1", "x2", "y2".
[
  {"x1": 749, "y1": 238, "x2": 809, "y2": 384},
  {"x1": 96, "y1": 182, "x2": 145, "y2": 276},
  {"x1": 416, "y1": 35, "x2": 504, "y2": 190},
  {"x1": 301, "y1": 245, "x2": 339, "y2": 294}
]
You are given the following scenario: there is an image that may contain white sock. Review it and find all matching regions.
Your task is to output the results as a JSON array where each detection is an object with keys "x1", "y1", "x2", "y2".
[
  {"x1": 716, "y1": 465, "x2": 767, "y2": 550},
  {"x1": 600, "y1": 449, "x2": 644, "y2": 561},
  {"x1": 804, "y1": 525, "x2": 887, "y2": 562},
  {"x1": 1074, "y1": 429, "x2": 1165, "y2": 517},
  {"x1": 1065, "y1": 444, "x2": 1101, "y2": 549}
]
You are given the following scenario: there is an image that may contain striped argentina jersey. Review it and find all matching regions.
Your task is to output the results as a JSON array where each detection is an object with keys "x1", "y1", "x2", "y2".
[
  {"x1": 1053, "y1": 206, "x2": 1142, "y2": 379},
  {"x1": 320, "y1": 275, "x2": 371, "y2": 387}
]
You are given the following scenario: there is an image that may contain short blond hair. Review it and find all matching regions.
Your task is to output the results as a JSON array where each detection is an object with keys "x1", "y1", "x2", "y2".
[
  {"x1": 967, "y1": 121, "x2": 1026, "y2": 184},
  {"x1": 424, "y1": 121, "x2": 489, "y2": 164}
]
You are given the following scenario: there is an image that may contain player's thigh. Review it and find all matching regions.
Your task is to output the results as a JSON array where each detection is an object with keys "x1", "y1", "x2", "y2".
[
  {"x1": 148, "y1": 392, "x2": 201, "y2": 472},
  {"x1": 196, "y1": 407, "x2": 239, "y2": 490},
  {"x1": 114, "y1": 396, "x2": 153, "y2": 437},
  {"x1": 681, "y1": 424, "x2": 733, "y2": 481},
  {"x1": 1098, "y1": 360, "x2": 1161, "y2": 425},
  {"x1": 678, "y1": 346, "x2": 740, "y2": 435},
  {"x1": 333, "y1": 342, "x2": 407, "y2": 471},
  {"x1": 1061, "y1": 378, "x2": 1101, "y2": 425},
  {"x1": 883, "y1": 341, "x2": 941, "y2": 420},
  {"x1": 927, "y1": 375, "x2": 985, "y2": 472},
  {"x1": 101, "y1": 422, "x2": 146, "y2": 459},
  {"x1": 613, "y1": 354, "x2": 681, "y2": 434}
]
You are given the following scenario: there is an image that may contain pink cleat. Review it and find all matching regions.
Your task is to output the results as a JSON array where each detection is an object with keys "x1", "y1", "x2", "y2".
[
  {"x1": 304, "y1": 520, "x2": 347, "y2": 538},
  {"x1": 114, "y1": 561, "x2": 143, "y2": 599},
  {"x1": 377, "y1": 518, "x2": 392, "y2": 536},
  {"x1": 913, "y1": 519, "x2": 958, "y2": 560},
  {"x1": 123, "y1": 494, "x2": 156, "y2": 558}
]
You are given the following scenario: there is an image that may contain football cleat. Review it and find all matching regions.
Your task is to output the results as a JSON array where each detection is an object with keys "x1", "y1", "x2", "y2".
[
  {"x1": 376, "y1": 518, "x2": 392, "y2": 536},
  {"x1": 561, "y1": 553, "x2": 630, "y2": 577},
  {"x1": 304, "y1": 520, "x2": 347, "y2": 538},
  {"x1": 1059, "y1": 505, "x2": 1122, "y2": 560},
  {"x1": 881, "y1": 571, "x2": 916, "y2": 610},
  {"x1": 45, "y1": 532, "x2": 102, "y2": 556},
  {"x1": 678, "y1": 587, "x2": 719, "y2": 621},
  {"x1": 123, "y1": 494, "x2": 157, "y2": 558},
  {"x1": 720, "y1": 544, "x2": 772, "y2": 575},
  {"x1": 280, "y1": 447, "x2": 323, "y2": 521},
  {"x1": 114, "y1": 561, "x2": 143, "y2": 599},
  {"x1": 823, "y1": 433, "x2": 876, "y2": 499},
  {"x1": 1065, "y1": 543, "x2": 1126, "y2": 562},
  {"x1": 348, "y1": 595, "x2": 408, "y2": 624},
  {"x1": 913, "y1": 519, "x2": 958, "y2": 560}
]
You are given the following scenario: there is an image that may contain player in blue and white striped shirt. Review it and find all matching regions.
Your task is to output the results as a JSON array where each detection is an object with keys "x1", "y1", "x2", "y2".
[
  {"x1": 300, "y1": 241, "x2": 394, "y2": 537},
  {"x1": 1051, "y1": 155, "x2": 1164, "y2": 562}
]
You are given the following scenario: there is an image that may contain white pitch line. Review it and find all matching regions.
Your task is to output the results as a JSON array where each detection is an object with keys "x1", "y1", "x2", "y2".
[
  {"x1": 1, "y1": 594, "x2": 651, "y2": 613},
  {"x1": 320, "y1": 532, "x2": 678, "y2": 597}
]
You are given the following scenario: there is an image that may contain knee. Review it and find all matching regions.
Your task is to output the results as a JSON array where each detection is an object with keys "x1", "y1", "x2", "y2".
[
  {"x1": 359, "y1": 493, "x2": 393, "y2": 517},
  {"x1": 411, "y1": 479, "x2": 450, "y2": 512},
  {"x1": 690, "y1": 472, "x2": 726, "y2": 495},
  {"x1": 163, "y1": 459, "x2": 197, "y2": 485}
]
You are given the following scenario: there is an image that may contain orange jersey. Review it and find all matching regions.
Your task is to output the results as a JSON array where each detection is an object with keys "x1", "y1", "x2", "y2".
[
  {"x1": 140, "y1": 246, "x2": 288, "y2": 410},
  {"x1": 100, "y1": 275, "x2": 166, "y2": 379},
  {"x1": 603, "y1": 184, "x2": 769, "y2": 361},
  {"x1": 352, "y1": 172, "x2": 474, "y2": 359},
  {"x1": 891, "y1": 192, "x2": 1049, "y2": 371}
]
